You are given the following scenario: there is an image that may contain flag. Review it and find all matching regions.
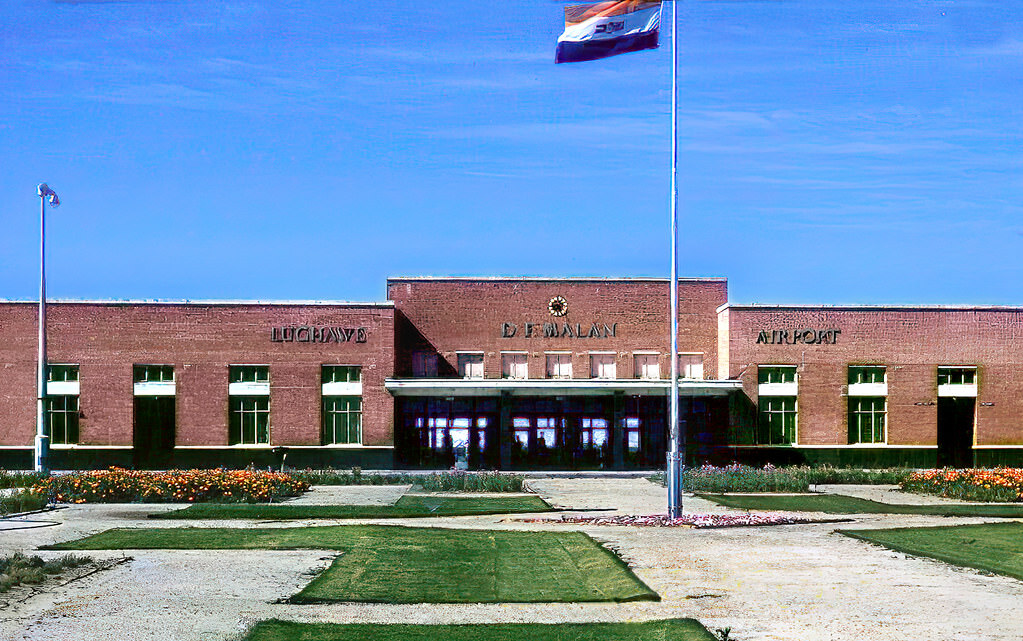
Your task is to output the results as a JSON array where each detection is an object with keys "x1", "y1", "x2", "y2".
[{"x1": 555, "y1": 1, "x2": 662, "y2": 64}]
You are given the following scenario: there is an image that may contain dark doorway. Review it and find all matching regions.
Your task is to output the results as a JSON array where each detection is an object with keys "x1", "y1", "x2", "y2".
[
  {"x1": 134, "y1": 396, "x2": 175, "y2": 469},
  {"x1": 937, "y1": 397, "x2": 975, "y2": 468}
]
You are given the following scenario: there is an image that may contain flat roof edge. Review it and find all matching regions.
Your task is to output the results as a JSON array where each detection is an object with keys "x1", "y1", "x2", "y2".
[
  {"x1": 0, "y1": 299, "x2": 395, "y2": 308},
  {"x1": 386, "y1": 276, "x2": 728, "y2": 283},
  {"x1": 724, "y1": 303, "x2": 1023, "y2": 312}
]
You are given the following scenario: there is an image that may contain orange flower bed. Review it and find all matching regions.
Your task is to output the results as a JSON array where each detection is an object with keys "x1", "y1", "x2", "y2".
[
  {"x1": 901, "y1": 468, "x2": 1023, "y2": 502},
  {"x1": 33, "y1": 468, "x2": 309, "y2": 504}
]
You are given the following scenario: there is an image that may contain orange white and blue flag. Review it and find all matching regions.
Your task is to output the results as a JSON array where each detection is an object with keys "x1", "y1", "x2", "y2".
[{"x1": 555, "y1": 1, "x2": 662, "y2": 64}]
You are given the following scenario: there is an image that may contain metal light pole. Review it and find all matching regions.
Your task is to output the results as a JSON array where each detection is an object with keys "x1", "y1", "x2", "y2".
[
  {"x1": 35, "y1": 183, "x2": 59, "y2": 475},
  {"x1": 666, "y1": 0, "x2": 683, "y2": 518}
]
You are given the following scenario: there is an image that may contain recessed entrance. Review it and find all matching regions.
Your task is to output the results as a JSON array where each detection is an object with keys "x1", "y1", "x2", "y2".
[
  {"x1": 134, "y1": 396, "x2": 175, "y2": 469},
  {"x1": 937, "y1": 397, "x2": 975, "y2": 468}
]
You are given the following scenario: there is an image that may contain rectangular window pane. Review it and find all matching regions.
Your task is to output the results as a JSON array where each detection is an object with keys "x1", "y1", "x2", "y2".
[
  {"x1": 848, "y1": 366, "x2": 886, "y2": 385},
  {"x1": 230, "y1": 396, "x2": 270, "y2": 445},
  {"x1": 678, "y1": 354, "x2": 704, "y2": 380},
  {"x1": 230, "y1": 366, "x2": 269, "y2": 383},
  {"x1": 546, "y1": 354, "x2": 572, "y2": 379},
  {"x1": 849, "y1": 397, "x2": 886, "y2": 444},
  {"x1": 756, "y1": 396, "x2": 796, "y2": 445},
  {"x1": 502, "y1": 354, "x2": 528, "y2": 379},
  {"x1": 457, "y1": 354, "x2": 484, "y2": 379},
  {"x1": 938, "y1": 367, "x2": 976, "y2": 386},
  {"x1": 758, "y1": 366, "x2": 796, "y2": 385},
  {"x1": 590, "y1": 354, "x2": 616, "y2": 379},
  {"x1": 134, "y1": 364, "x2": 175, "y2": 383},
  {"x1": 322, "y1": 365, "x2": 361, "y2": 384},
  {"x1": 47, "y1": 364, "x2": 79, "y2": 382},
  {"x1": 45, "y1": 395, "x2": 80, "y2": 445},
  {"x1": 412, "y1": 352, "x2": 438, "y2": 377},
  {"x1": 634, "y1": 354, "x2": 659, "y2": 379},
  {"x1": 323, "y1": 396, "x2": 362, "y2": 444}
]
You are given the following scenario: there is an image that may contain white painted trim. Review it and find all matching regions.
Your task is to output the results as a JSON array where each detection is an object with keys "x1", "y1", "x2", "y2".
[
  {"x1": 229, "y1": 382, "x2": 270, "y2": 396},
  {"x1": 587, "y1": 351, "x2": 617, "y2": 355},
  {"x1": 47, "y1": 381, "x2": 79, "y2": 395},
  {"x1": 454, "y1": 350, "x2": 485, "y2": 354},
  {"x1": 385, "y1": 378, "x2": 742, "y2": 397},
  {"x1": 0, "y1": 446, "x2": 33, "y2": 450},
  {"x1": 848, "y1": 382, "x2": 888, "y2": 396},
  {"x1": 732, "y1": 444, "x2": 937, "y2": 449},
  {"x1": 632, "y1": 350, "x2": 660, "y2": 355},
  {"x1": 50, "y1": 445, "x2": 134, "y2": 450},
  {"x1": 759, "y1": 382, "x2": 798, "y2": 396},
  {"x1": 974, "y1": 445, "x2": 1023, "y2": 449},
  {"x1": 173, "y1": 445, "x2": 394, "y2": 450},
  {"x1": 938, "y1": 384, "x2": 977, "y2": 397},
  {"x1": 499, "y1": 350, "x2": 528, "y2": 354},
  {"x1": 544, "y1": 350, "x2": 573, "y2": 355},
  {"x1": 134, "y1": 381, "x2": 177, "y2": 396},
  {"x1": 322, "y1": 381, "x2": 362, "y2": 396}
]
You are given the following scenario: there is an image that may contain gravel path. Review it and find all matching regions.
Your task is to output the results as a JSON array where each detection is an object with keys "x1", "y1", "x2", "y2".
[{"x1": 2, "y1": 479, "x2": 1023, "y2": 640}]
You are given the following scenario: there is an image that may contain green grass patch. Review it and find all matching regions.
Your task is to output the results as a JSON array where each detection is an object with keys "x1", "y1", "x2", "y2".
[
  {"x1": 150, "y1": 495, "x2": 552, "y2": 520},
  {"x1": 700, "y1": 493, "x2": 1023, "y2": 517},
  {"x1": 651, "y1": 465, "x2": 914, "y2": 493},
  {"x1": 0, "y1": 552, "x2": 93, "y2": 592},
  {"x1": 46, "y1": 525, "x2": 658, "y2": 604},
  {"x1": 841, "y1": 522, "x2": 1023, "y2": 581},
  {"x1": 243, "y1": 619, "x2": 715, "y2": 641}
]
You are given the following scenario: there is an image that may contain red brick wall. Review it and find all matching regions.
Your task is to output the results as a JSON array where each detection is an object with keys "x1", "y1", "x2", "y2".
[
  {"x1": 727, "y1": 307, "x2": 1023, "y2": 446},
  {"x1": 387, "y1": 278, "x2": 726, "y2": 381},
  {"x1": 0, "y1": 303, "x2": 394, "y2": 447}
]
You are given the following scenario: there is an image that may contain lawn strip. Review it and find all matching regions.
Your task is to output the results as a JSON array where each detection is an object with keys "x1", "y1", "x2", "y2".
[
  {"x1": 840, "y1": 521, "x2": 1023, "y2": 582},
  {"x1": 243, "y1": 619, "x2": 715, "y2": 641},
  {"x1": 700, "y1": 493, "x2": 1023, "y2": 517},
  {"x1": 150, "y1": 495, "x2": 552, "y2": 520},
  {"x1": 47, "y1": 525, "x2": 657, "y2": 604}
]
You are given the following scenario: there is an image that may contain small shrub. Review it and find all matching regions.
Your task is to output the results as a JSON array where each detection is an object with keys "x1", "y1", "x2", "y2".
[
  {"x1": 33, "y1": 467, "x2": 309, "y2": 504},
  {"x1": 0, "y1": 552, "x2": 93, "y2": 593},
  {"x1": 0, "y1": 471, "x2": 46, "y2": 490},
  {"x1": 0, "y1": 489, "x2": 48, "y2": 515},
  {"x1": 653, "y1": 465, "x2": 916, "y2": 493},
  {"x1": 290, "y1": 469, "x2": 526, "y2": 492}
]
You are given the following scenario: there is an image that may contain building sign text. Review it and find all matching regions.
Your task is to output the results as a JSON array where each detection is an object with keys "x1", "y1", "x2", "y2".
[
  {"x1": 501, "y1": 322, "x2": 617, "y2": 339},
  {"x1": 756, "y1": 329, "x2": 840, "y2": 345},
  {"x1": 271, "y1": 326, "x2": 367, "y2": 344}
]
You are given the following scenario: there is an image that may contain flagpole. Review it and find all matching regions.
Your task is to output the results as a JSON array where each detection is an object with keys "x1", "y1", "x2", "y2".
[
  {"x1": 36, "y1": 185, "x2": 51, "y2": 475},
  {"x1": 666, "y1": 0, "x2": 683, "y2": 518}
]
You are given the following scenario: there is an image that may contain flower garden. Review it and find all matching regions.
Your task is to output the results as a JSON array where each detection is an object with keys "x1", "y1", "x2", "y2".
[
  {"x1": 901, "y1": 468, "x2": 1023, "y2": 502},
  {"x1": 32, "y1": 467, "x2": 309, "y2": 504}
]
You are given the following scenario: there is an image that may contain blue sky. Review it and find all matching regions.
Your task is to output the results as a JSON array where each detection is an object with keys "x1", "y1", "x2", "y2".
[{"x1": 1, "y1": 0, "x2": 1021, "y2": 305}]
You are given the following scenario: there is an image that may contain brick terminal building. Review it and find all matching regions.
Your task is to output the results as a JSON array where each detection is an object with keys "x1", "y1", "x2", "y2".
[{"x1": 1, "y1": 277, "x2": 1019, "y2": 469}]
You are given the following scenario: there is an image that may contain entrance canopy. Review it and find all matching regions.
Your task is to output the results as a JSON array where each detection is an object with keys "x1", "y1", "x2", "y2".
[{"x1": 385, "y1": 378, "x2": 742, "y2": 398}]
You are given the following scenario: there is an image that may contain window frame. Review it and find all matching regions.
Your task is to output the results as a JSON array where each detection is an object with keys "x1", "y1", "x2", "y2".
[
  {"x1": 322, "y1": 395, "x2": 362, "y2": 445},
  {"x1": 756, "y1": 396, "x2": 797, "y2": 445},
  {"x1": 848, "y1": 396, "x2": 887, "y2": 444}
]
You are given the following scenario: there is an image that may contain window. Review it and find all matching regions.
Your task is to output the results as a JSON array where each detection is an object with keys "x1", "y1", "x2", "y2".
[
  {"x1": 678, "y1": 353, "x2": 704, "y2": 380},
  {"x1": 513, "y1": 417, "x2": 530, "y2": 447},
  {"x1": 230, "y1": 365, "x2": 268, "y2": 383},
  {"x1": 757, "y1": 397, "x2": 796, "y2": 445},
  {"x1": 536, "y1": 417, "x2": 562, "y2": 449},
  {"x1": 849, "y1": 397, "x2": 886, "y2": 444},
  {"x1": 848, "y1": 366, "x2": 885, "y2": 385},
  {"x1": 580, "y1": 417, "x2": 608, "y2": 449},
  {"x1": 322, "y1": 365, "x2": 361, "y2": 383},
  {"x1": 758, "y1": 366, "x2": 796, "y2": 384},
  {"x1": 323, "y1": 396, "x2": 361, "y2": 444},
  {"x1": 47, "y1": 364, "x2": 79, "y2": 382},
  {"x1": 46, "y1": 395, "x2": 79, "y2": 445},
  {"x1": 625, "y1": 416, "x2": 641, "y2": 452},
  {"x1": 457, "y1": 353, "x2": 484, "y2": 379},
  {"x1": 938, "y1": 367, "x2": 976, "y2": 386},
  {"x1": 502, "y1": 353, "x2": 528, "y2": 379},
  {"x1": 546, "y1": 353, "x2": 572, "y2": 379},
  {"x1": 134, "y1": 364, "x2": 174, "y2": 383},
  {"x1": 229, "y1": 397, "x2": 269, "y2": 445},
  {"x1": 412, "y1": 351, "x2": 438, "y2": 377},
  {"x1": 229, "y1": 366, "x2": 269, "y2": 445},
  {"x1": 590, "y1": 354, "x2": 616, "y2": 379},
  {"x1": 634, "y1": 354, "x2": 659, "y2": 379}
]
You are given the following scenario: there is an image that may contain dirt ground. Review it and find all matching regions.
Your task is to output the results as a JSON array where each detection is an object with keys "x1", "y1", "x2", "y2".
[{"x1": 2, "y1": 478, "x2": 1022, "y2": 641}]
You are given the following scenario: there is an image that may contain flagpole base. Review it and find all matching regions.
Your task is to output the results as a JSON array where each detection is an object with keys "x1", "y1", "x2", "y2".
[{"x1": 666, "y1": 450, "x2": 683, "y2": 519}]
